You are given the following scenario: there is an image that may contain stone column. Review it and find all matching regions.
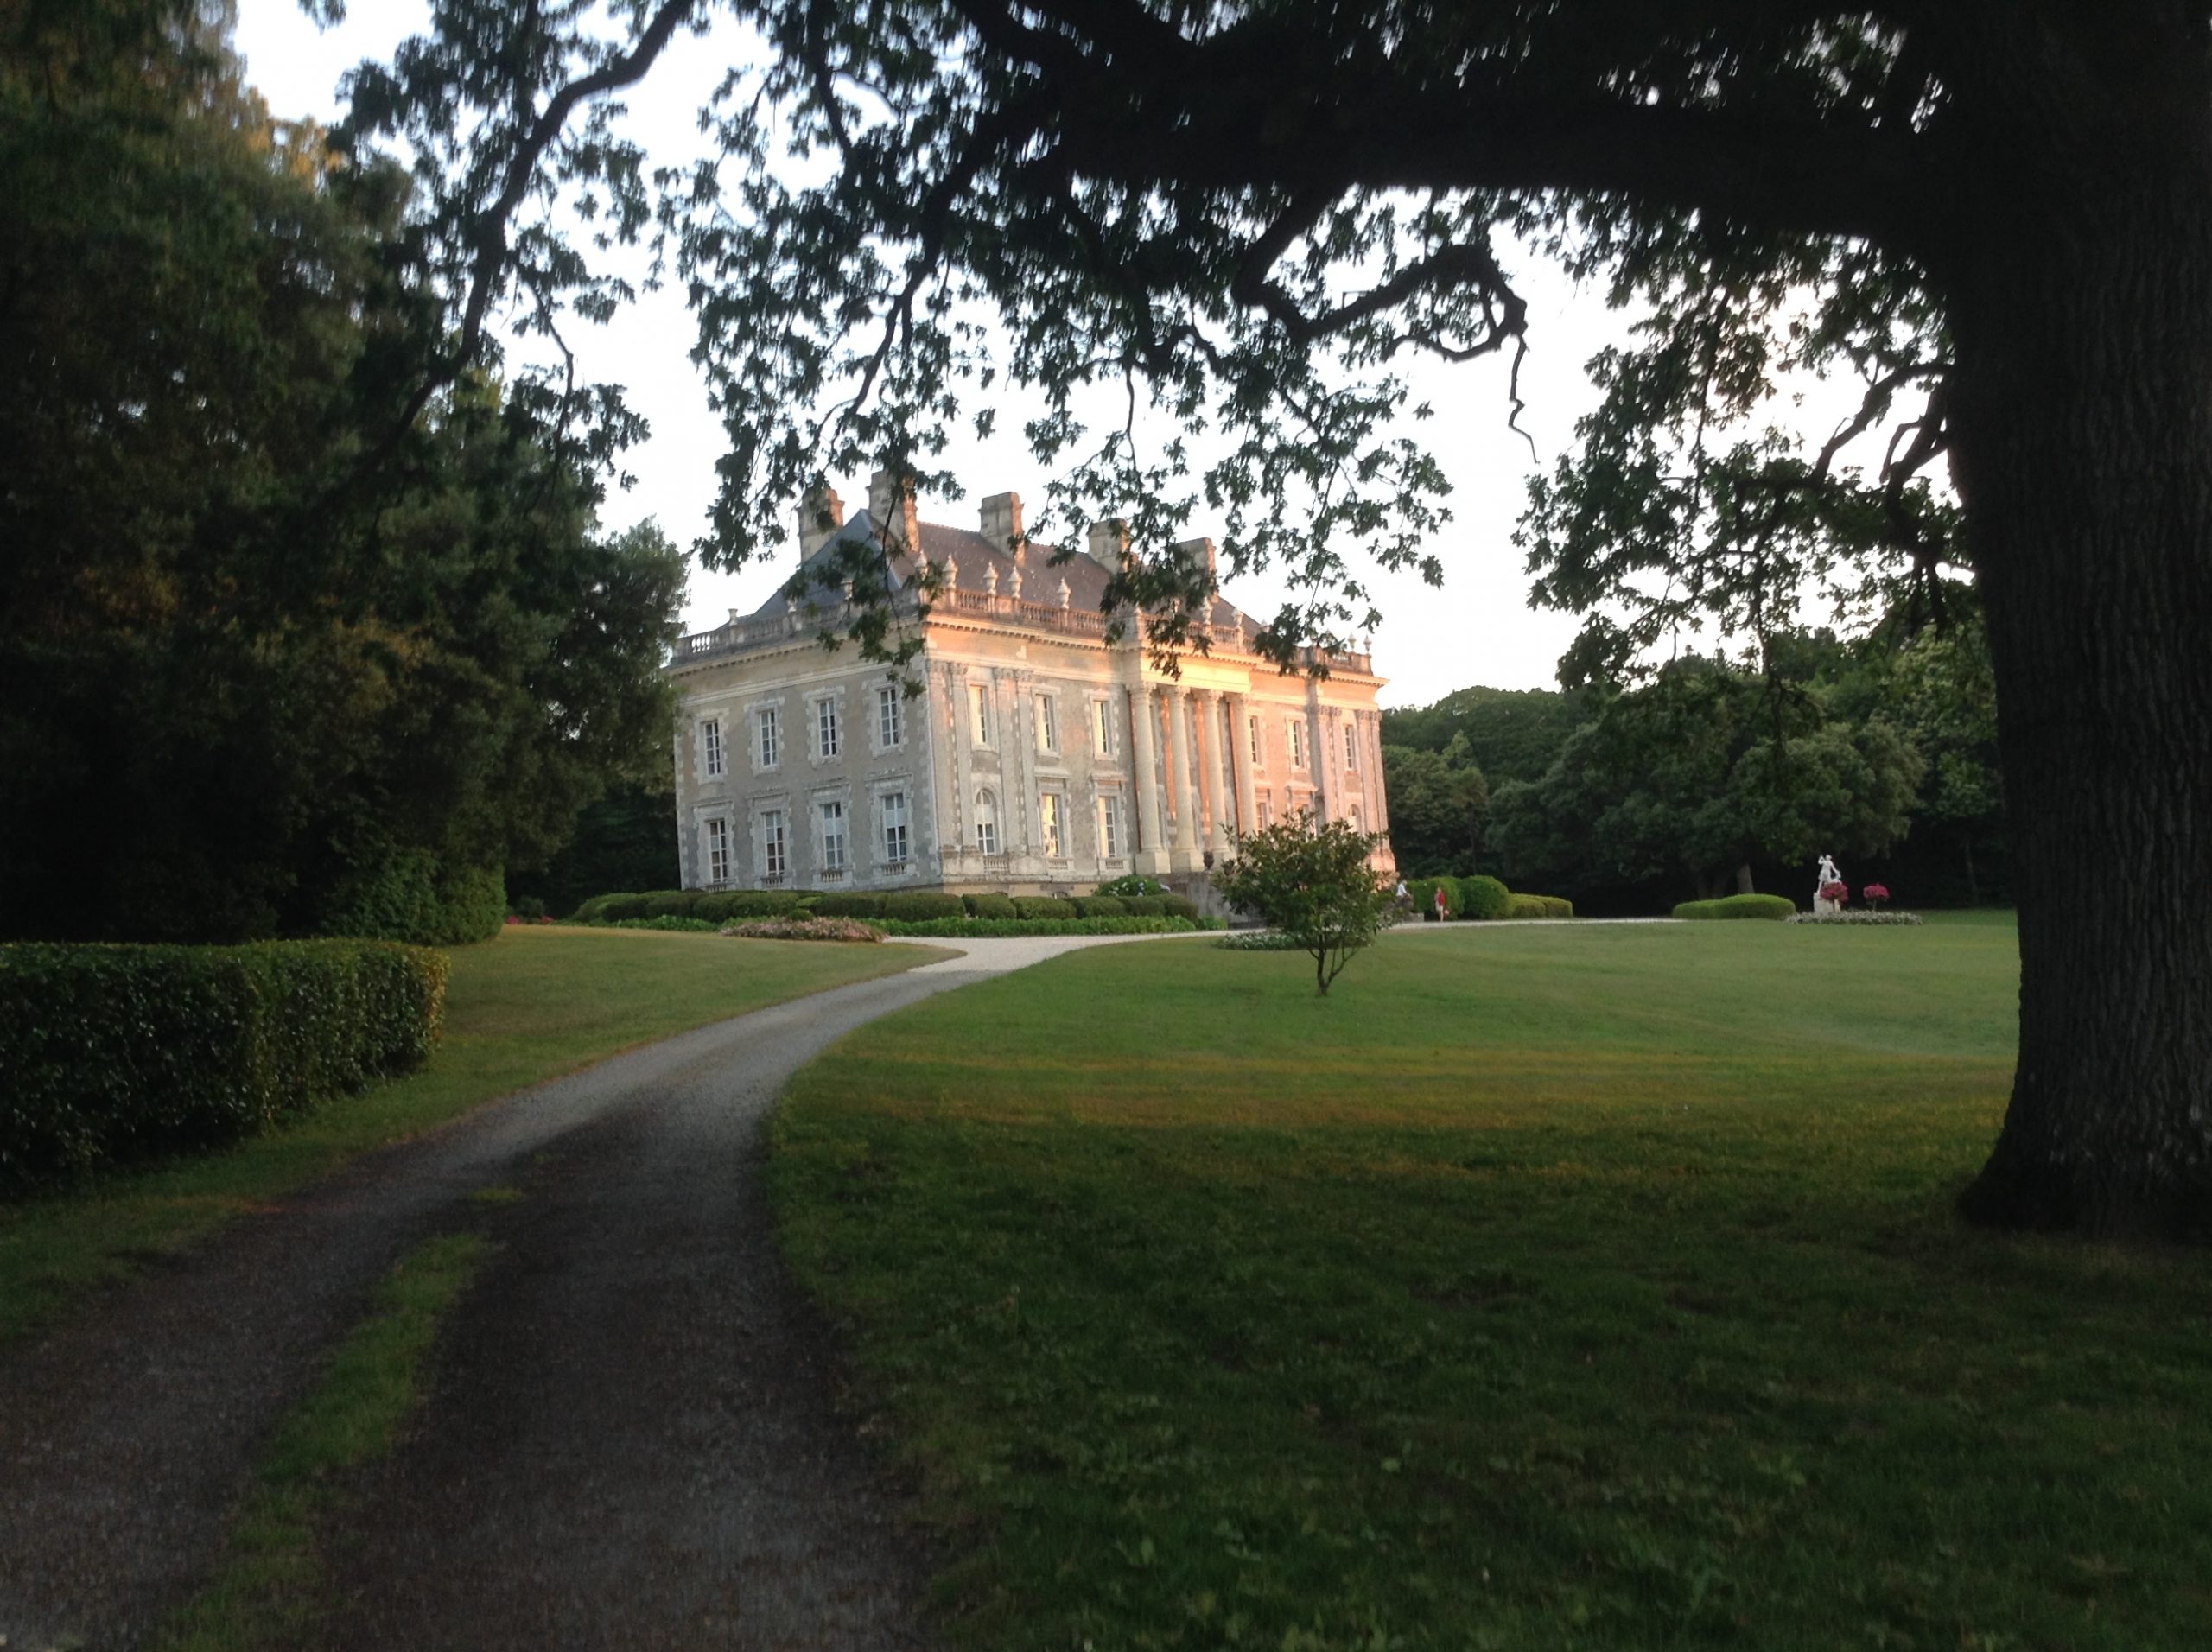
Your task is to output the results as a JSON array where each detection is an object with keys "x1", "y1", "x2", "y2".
[
  {"x1": 1304, "y1": 682, "x2": 1330, "y2": 823},
  {"x1": 1202, "y1": 691, "x2": 1235, "y2": 857},
  {"x1": 1365, "y1": 711, "x2": 1392, "y2": 837},
  {"x1": 1166, "y1": 685, "x2": 1200, "y2": 867},
  {"x1": 1128, "y1": 678, "x2": 1168, "y2": 874},
  {"x1": 946, "y1": 662, "x2": 975, "y2": 870},
  {"x1": 1226, "y1": 689, "x2": 1257, "y2": 843}
]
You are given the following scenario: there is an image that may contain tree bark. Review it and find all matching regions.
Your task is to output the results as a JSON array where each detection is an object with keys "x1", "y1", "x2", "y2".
[
  {"x1": 1937, "y1": 70, "x2": 2212, "y2": 1237},
  {"x1": 1733, "y1": 862, "x2": 1755, "y2": 895}
]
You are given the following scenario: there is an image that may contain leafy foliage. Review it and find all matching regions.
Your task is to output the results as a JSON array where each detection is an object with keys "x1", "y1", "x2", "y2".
[
  {"x1": 1217, "y1": 814, "x2": 1392, "y2": 994},
  {"x1": 1380, "y1": 738, "x2": 1491, "y2": 877},
  {"x1": 1675, "y1": 894, "x2": 1797, "y2": 922}
]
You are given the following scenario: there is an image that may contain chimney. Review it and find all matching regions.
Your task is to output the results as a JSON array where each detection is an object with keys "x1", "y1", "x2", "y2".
[
  {"x1": 979, "y1": 491, "x2": 1024, "y2": 556},
  {"x1": 868, "y1": 466, "x2": 921, "y2": 553},
  {"x1": 796, "y1": 485, "x2": 844, "y2": 557},
  {"x1": 1085, "y1": 518, "x2": 1130, "y2": 571},
  {"x1": 1173, "y1": 537, "x2": 1218, "y2": 586}
]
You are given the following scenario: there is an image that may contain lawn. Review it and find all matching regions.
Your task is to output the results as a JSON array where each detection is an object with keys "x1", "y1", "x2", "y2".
[
  {"x1": 771, "y1": 916, "x2": 2212, "y2": 1649},
  {"x1": 1, "y1": 924, "x2": 943, "y2": 1344}
]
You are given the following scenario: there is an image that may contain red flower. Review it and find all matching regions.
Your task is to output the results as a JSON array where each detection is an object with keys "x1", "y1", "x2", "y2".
[
  {"x1": 1819, "y1": 880, "x2": 1848, "y2": 902},
  {"x1": 1863, "y1": 883, "x2": 1891, "y2": 903}
]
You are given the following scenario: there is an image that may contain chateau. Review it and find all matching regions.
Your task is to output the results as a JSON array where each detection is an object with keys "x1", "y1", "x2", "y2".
[{"x1": 667, "y1": 472, "x2": 1395, "y2": 895}]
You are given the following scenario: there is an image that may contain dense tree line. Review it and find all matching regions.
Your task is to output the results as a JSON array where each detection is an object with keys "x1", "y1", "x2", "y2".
[{"x1": 0, "y1": 1, "x2": 683, "y2": 944}]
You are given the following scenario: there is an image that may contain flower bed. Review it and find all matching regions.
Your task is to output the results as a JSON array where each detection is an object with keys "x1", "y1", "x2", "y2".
[
  {"x1": 722, "y1": 917, "x2": 885, "y2": 943},
  {"x1": 872, "y1": 916, "x2": 1222, "y2": 938},
  {"x1": 1213, "y1": 931, "x2": 1309, "y2": 951},
  {"x1": 1788, "y1": 910, "x2": 1926, "y2": 925}
]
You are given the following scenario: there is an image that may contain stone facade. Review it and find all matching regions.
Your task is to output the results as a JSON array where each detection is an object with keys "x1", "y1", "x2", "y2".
[{"x1": 667, "y1": 474, "x2": 1395, "y2": 895}]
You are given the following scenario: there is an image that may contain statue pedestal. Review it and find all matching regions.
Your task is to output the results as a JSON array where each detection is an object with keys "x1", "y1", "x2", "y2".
[{"x1": 1815, "y1": 897, "x2": 1841, "y2": 916}]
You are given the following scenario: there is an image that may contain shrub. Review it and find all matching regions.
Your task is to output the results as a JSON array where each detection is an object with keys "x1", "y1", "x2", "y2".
[
  {"x1": 511, "y1": 895, "x2": 548, "y2": 921},
  {"x1": 1217, "y1": 815, "x2": 1394, "y2": 994},
  {"x1": 965, "y1": 893, "x2": 1018, "y2": 920},
  {"x1": 1455, "y1": 875, "x2": 1511, "y2": 920},
  {"x1": 1214, "y1": 930, "x2": 1308, "y2": 950},
  {"x1": 1406, "y1": 878, "x2": 1460, "y2": 920},
  {"x1": 1160, "y1": 894, "x2": 1200, "y2": 922},
  {"x1": 643, "y1": 891, "x2": 698, "y2": 919},
  {"x1": 810, "y1": 893, "x2": 889, "y2": 919},
  {"x1": 1012, "y1": 896, "x2": 1077, "y2": 920},
  {"x1": 691, "y1": 893, "x2": 742, "y2": 924},
  {"x1": 1, "y1": 940, "x2": 448, "y2": 1191},
  {"x1": 883, "y1": 891, "x2": 968, "y2": 921},
  {"x1": 1122, "y1": 896, "x2": 1165, "y2": 917},
  {"x1": 318, "y1": 848, "x2": 505, "y2": 945},
  {"x1": 723, "y1": 917, "x2": 885, "y2": 942},
  {"x1": 1674, "y1": 893, "x2": 1797, "y2": 921},
  {"x1": 1073, "y1": 894, "x2": 1128, "y2": 918},
  {"x1": 1789, "y1": 910, "x2": 1925, "y2": 926},
  {"x1": 605, "y1": 916, "x2": 719, "y2": 932},
  {"x1": 725, "y1": 891, "x2": 806, "y2": 918},
  {"x1": 1096, "y1": 874, "x2": 1166, "y2": 898},
  {"x1": 1506, "y1": 893, "x2": 1576, "y2": 919}
]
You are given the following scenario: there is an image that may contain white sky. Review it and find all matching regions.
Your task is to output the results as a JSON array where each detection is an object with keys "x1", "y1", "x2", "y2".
[{"x1": 232, "y1": 2, "x2": 1834, "y2": 708}]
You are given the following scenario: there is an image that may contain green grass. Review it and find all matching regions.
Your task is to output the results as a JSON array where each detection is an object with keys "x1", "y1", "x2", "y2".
[
  {"x1": 771, "y1": 918, "x2": 2212, "y2": 1649},
  {"x1": 157, "y1": 1228, "x2": 494, "y2": 1650},
  {"x1": 0, "y1": 925, "x2": 944, "y2": 1344}
]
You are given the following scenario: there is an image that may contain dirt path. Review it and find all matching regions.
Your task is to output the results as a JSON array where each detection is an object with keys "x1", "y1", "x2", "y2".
[{"x1": 0, "y1": 933, "x2": 1200, "y2": 1649}]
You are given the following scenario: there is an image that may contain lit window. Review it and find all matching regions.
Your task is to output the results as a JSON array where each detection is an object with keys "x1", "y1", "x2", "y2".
[
  {"x1": 821, "y1": 799, "x2": 848, "y2": 874},
  {"x1": 878, "y1": 686, "x2": 902, "y2": 748},
  {"x1": 1249, "y1": 715, "x2": 1262, "y2": 766},
  {"x1": 1344, "y1": 722, "x2": 1358, "y2": 770},
  {"x1": 969, "y1": 683, "x2": 993, "y2": 747},
  {"x1": 1039, "y1": 792, "x2": 1063, "y2": 858},
  {"x1": 975, "y1": 790, "x2": 1000, "y2": 855},
  {"x1": 755, "y1": 707, "x2": 780, "y2": 769},
  {"x1": 702, "y1": 720, "x2": 725, "y2": 778},
  {"x1": 881, "y1": 791, "x2": 910, "y2": 864},
  {"x1": 816, "y1": 697, "x2": 841, "y2": 759},
  {"x1": 1257, "y1": 798, "x2": 1272, "y2": 830},
  {"x1": 1093, "y1": 697, "x2": 1114, "y2": 757},
  {"x1": 761, "y1": 810, "x2": 787, "y2": 880},
  {"x1": 1287, "y1": 720, "x2": 1306, "y2": 770},
  {"x1": 705, "y1": 816, "x2": 729, "y2": 884},
  {"x1": 1037, "y1": 695, "x2": 1057, "y2": 753},
  {"x1": 1099, "y1": 795, "x2": 1125, "y2": 859}
]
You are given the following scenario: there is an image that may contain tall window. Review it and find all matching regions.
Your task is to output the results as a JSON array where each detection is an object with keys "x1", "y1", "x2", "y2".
[
  {"x1": 1257, "y1": 798, "x2": 1272, "y2": 830},
  {"x1": 705, "y1": 816, "x2": 729, "y2": 884},
  {"x1": 1348, "y1": 804, "x2": 1364, "y2": 837},
  {"x1": 755, "y1": 707, "x2": 780, "y2": 769},
  {"x1": 1039, "y1": 791, "x2": 1063, "y2": 858},
  {"x1": 877, "y1": 685, "x2": 902, "y2": 749},
  {"x1": 1099, "y1": 795, "x2": 1125, "y2": 859},
  {"x1": 974, "y1": 789, "x2": 1000, "y2": 855},
  {"x1": 702, "y1": 720, "x2": 725, "y2": 778},
  {"x1": 1036, "y1": 695, "x2": 1058, "y2": 753},
  {"x1": 881, "y1": 791, "x2": 910, "y2": 864},
  {"x1": 969, "y1": 683, "x2": 993, "y2": 747},
  {"x1": 1249, "y1": 715, "x2": 1262, "y2": 767},
  {"x1": 1287, "y1": 719, "x2": 1306, "y2": 770},
  {"x1": 1344, "y1": 721, "x2": 1359, "y2": 770},
  {"x1": 1093, "y1": 697, "x2": 1114, "y2": 757},
  {"x1": 815, "y1": 697, "x2": 841, "y2": 759},
  {"x1": 820, "y1": 799, "x2": 849, "y2": 874},
  {"x1": 761, "y1": 810, "x2": 787, "y2": 880}
]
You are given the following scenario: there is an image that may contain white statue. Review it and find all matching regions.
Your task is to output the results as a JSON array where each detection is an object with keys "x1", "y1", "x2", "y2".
[
  {"x1": 1008, "y1": 564, "x2": 1022, "y2": 600},
  {"x1": 1815, "y1": 852, "x2": 1844, "y2": 914},
  {"x1": 1057, "y1": 577, "x2": 1071, "y2": 611},
  {"x1": 984, "y1": 562, "x2": 999, "y2": 596}
]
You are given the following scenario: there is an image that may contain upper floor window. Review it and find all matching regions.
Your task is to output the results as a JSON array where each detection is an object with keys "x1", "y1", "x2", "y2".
[
  {"x1": 702, "y1": 720, "x2": 725, "y2": 778},
  {"x1": 881, "y1": 791, "x2": 910, "y2": 865},
  {"x1": 1039, "y1": 791, "x2": 1063, "y2": 858},
  {"x1": 1249, "y1": 715, "x2": 1262, "y2": 767},
  {"x1": 1036, "y1": 694, "x2": 1058, "y2": 753},
  {"x1": 820, "y1": 799, "x2": 849, "y2": 874},
  {"x1": 1093, "y1": 697, "x2": 1115, "y2": 758},
  {"x1": 974, "y1": 789, "x2": 1000, "y2": 855},
  {"x1": 705, "y1": 816, "x2": 729, "y2": 884},
  {"x1": 1287, "y1": 719, "x2": 1306, "y2": 770},
  {"x1": 755, "y1": 707, "x2": 779, "y2": 770},
  {"x1": 1344, "y1": 721, "x2": 1359, "y2": 771},
  {"x1": 877, "y1": 685, "x2": 903, "y2": 749},
  {"x1": 815, "y1": 697, "x2": 841, "y2": 759},
  {"x1": 969, "y1": 683, "x2": 993, "y2": 747}
]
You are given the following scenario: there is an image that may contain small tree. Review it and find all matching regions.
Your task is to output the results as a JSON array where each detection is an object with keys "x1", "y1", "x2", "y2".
[{"x1": 1216, "y1": 813, "x2": 1393, "y2": 996}]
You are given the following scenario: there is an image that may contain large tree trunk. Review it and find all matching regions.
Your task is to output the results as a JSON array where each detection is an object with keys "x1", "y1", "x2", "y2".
[{"x1": 1940, "y1": 65, "x2": 2212, "y2": 1237}]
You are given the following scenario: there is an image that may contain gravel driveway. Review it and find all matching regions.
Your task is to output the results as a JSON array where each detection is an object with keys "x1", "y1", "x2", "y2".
[{"x1": 0, "y1": 931, "x2": 1203, "y2": 1650}]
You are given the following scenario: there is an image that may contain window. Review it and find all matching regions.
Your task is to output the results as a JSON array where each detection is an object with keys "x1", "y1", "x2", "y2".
[
  {"x1": 702, "y1": 720, "x2": 725, "y2": 779},
  {"x1": 969, "y1": 683, "x2": 993, "y2": 747},
  {"x1": 877, "y1": 685, "x2": 903, "y2": 749},
  {"x1": 1257, "y1": 798, "x2": 1272, "y2": 830},
  {"x1": 1344, "y1": 721, "x2": 1359, "y2": 771},
  {"x1": 974, "y1": 789, "x2": 1000, "y2": 855},
  {"x1": 1093, "y1": 697, "x2": 1115, "y2": 757},
  {"x1": 1036, "y1": 695, "x2": 1058, "y2": 753},
  {"x1": 755, "y1": 707, "x2": 779, "y2": 769},
  {"x1": 820, "y1": 799, "x2": 849, "y2": 874},
  {"x1": 705, "y1": 816, "x2": 729, "y2": 884},
  {"x1": 1287, "y1": 719, "x2": 1306, "y2": 769},
  {"x1": 1348, "y1": 805, "x2": 1364, "y2": 837},
  {"x1": 761, "y1": 810, "x2": 787, "y2": 880},
  {"x1": 1039, "y1": 792, "x2": 1063, "y2": 858},
  {"x1": 1099, "y1": 795, "x2": 1126, "y2": 860},
  {"x1": 881, "y1": 791, "x2": 910, "y2": 865},
  {"x1": 815, "y1": 697, "x2": 841, "y2": 759},
  {"x1": 1249, "y1": 715, "x2": 1262, "y2": 767}
]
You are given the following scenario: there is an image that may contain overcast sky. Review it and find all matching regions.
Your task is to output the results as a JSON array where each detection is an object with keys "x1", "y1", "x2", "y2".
[{"x1": 232, "y1": 3, "x2": 1758, "y2": 708}]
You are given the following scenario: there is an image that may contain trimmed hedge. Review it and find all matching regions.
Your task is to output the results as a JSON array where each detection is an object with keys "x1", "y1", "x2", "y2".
[
  {"x1": 1073, "y1": 895, "x2": 1129, "y2": 918},
  {"x1": 883, "y1": 891, "x2": 968, "y2": 921},
  {"x1": 1122, "y1": 896, "x2": 1165, "y2": 917},
  {"x1": 811, "y1": 893, "x2": 889, "y2": 919},
  {"x1": 1674, "y1": 893, "x2": 1797, "y2": 921},
  {"x1": 1455, "y1": 875, "x2": 1511, "y2": 920},
  {"x1": 1506, "y1": 893, "x2": 1576, "y2": 919},
  {"x1": 319, "y1": 850, "x2": 505, "y2": 946},
  {"x1": 1012, "y1": 896, "x2": 1077, "y2": 920},
  {"x1": 1160, "y1": 894, "x2": 1200, "y2": 922},
  {"x1": 1406, "y1": 878, "x2": 1460, "y2": 919},
  {"x1": 965, "y1": 893, "x2": 1018, "y2": 920},
  {"x1": 2, "y1": 940, "x2": 448, "y2": 1191}
]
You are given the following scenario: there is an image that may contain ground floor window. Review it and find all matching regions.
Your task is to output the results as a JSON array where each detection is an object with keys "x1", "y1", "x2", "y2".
[
  {"x1": 975, "y1": 789, "x2": 1000, "y2": 855},
  {"x1": 761, "y1": 810, "x2": 787, "y2": 879},
  {"x1": 881, "y1": 791, "x2": 910, "y2": 865},
  {"x1": 1039, "y1": 791, "x2": 1063, "y2": 858},
  {"x1": 1098, "y1": 794, "x2": 1125, "y2": 860},
  {"x1": 820, "y1": 799, "x2": 849, "y2": 874},
  {"x1": 705, "y1": 816, "x2": 730, "y2": 885}
]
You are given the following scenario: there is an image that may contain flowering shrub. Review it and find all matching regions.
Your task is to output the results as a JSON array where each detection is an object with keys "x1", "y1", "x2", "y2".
[
  {"x1": 1862, "y1": 882, "x2": 1891, "y2": 910},
  {"x1": 721, "y1": 917, "x2": 884, "y2": 943},
  {"x1": 1789, "y1": 910, "x2": 1923, "y2": 926},
  {"x1": 1819, "y1": 880, "x2": 1849, "y2": 903}
]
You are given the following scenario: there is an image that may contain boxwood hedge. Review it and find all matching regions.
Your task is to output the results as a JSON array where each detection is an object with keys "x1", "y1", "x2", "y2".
[
  {"x1": 1, "y1": 940, "x2": 448, "y2": 1191},
  {"x1": 1673, "y1": 893, "x2": 1797, "y2": 921},
  {"x1": 1506, "y1": 893, "x2": 1576, "y2": 919}
]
